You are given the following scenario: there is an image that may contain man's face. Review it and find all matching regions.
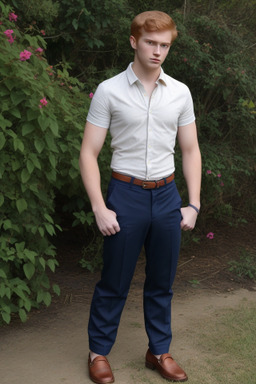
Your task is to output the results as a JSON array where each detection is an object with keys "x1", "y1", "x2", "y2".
[{"x1": 130, "y1": 29, "x2": 172, "y2": 70}]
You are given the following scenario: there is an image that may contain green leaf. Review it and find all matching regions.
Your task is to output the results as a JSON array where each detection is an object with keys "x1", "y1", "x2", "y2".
[
  {"x1": 13, "y1": 287, "x2": 27, "y2": 300},
  {"x1": 12, "y1": 159, "x2": 21, "y2": 171},
  {"x1": 11, "y1": 91, "x2": 26, "y2": 106},
  {"x1": 49, "y1": 153, "x2": 56, "y2": 168},
  {"x1": 0, "y1": 117, "x2": 12, "y2": 129},
  {"x1": 3, "y1": 219, "x2": 12, "y2": 230},
  {"x1": 44, "y1": 213, "x2": 54, "y2": 224},
  {"x1": 69, "y1": 167, "x2": 78, "y2": 179},
  {"x1": 15, "y1": 242, "x2": 25, "y2": 253},
  {"x1": 37, "y1": 291, "x2": 44, "y2": 303},
  {"x1": 45, "y1": 134, "x2": 58, "y2": 152},
  {"x1": 72, "y1": 18, "x2": 79, "y2": 30},
  {"x1": 46, "y1": 169, "x2": 56, "y2": 182},
  {"x1": 4, "y1": 79, "x2": 16, "y2": 91},
  {"x1": 29, "y1": 153, "x2": 41, "y2": 170},
  {"x1": 24, "y1": 249, "x2": 37, "y2": 264},
  {"x1": 21, "y1": 168, "x2": 30, "y2": 183},
  {"x1": 53, "y1": 284, "x2": 60, "y2": 296},
  {"x1": 19, "y1": 308, "x2": 27, "y2": 323},
  {"x1": 27, "y1": 110, "x2": 38, "y2": 121},
  {"x1": 39, "y1": 257, "x2": 46, "y2": 270},
  {"x1": 2, "y1": 311, "x2": 11, "y2": 324},
  {"x1": 0, "y1": 132, "x2": 6, "y2": 150},
  {"x1": 47, "y1": 259, "x2": 56, "y2": 272},
  {"x1": 38, "y1": 227, "x2": 45, "y2": 237},
  {"x1": 13, "y1": 137, "x2": 24, "y2": 152},
  {"x1": 10, "y1": 107, "x2": 21, "y2": 119},
  {"x1": 22, "y1": 123, "x2": 35, "y2": 136},
  {"x1": 0, "y1": 269, "x2": 7, "y2": 278},
  {"x1": 24, "y1": 299, "x2": 31, "y2": 312},
  {"x1": 0, "y1": 284, "x2": 5, "y2": 297},
  {"x1": 34, "y1": 139, "x2": 45, "y2": 153},
  {"x1": 26, "y1": 159, "x2": 35, "y2": 174},
  {"x1": 5, "y1": 287, "x2": 11, "y2": 299},
  {"x1": 16, "y1": 198, "x2": 28, "y2": 214},
  {"x1": 44, "y1": 223, "x2": 55, "y2": 236},
  {"x1": 23, "y1": 263, "x2": 35, "y2": 280},
  {"x1": 43, "y1": 292, "x2": 51, "y2": 306},
  {"x1": 38, "y1": 115, "x2": 50, "y2": 131},
  {"x1": 0, "y1": 194, "x2": 4, "y2": 207},
  {"x1": 49, "y1": 119, "x2": 59, "y2": 136}
]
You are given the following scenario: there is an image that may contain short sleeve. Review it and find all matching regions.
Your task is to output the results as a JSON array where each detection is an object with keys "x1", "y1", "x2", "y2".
[
  {"x1": 178, "y1": 88, "x2": 195, "y2": 127},
  {"x1": 86, "y1": 83, "x2": 111, "y2": 129}
]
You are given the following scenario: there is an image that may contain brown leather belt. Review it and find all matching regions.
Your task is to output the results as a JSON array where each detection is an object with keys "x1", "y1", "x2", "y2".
[{"x1": 112, "y1": 171, "x2": 174, "y2": 189}]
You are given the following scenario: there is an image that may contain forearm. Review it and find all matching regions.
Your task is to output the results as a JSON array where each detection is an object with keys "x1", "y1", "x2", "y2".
[
  {"x1": 79, "y1": 152, "x2": 106, "y2": 213},
  {"x1": 182, "y1": 145, "x2": 202, "y2": 208}
]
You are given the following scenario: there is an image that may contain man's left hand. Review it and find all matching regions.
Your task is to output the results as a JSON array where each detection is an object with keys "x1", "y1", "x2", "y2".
[{"x1": 180, "y1": 206, "x2": 198, "y2": 231}]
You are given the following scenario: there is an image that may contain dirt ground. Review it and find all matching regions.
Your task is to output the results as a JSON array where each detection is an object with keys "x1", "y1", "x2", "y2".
[{"x1": 0, "y1": 221, "x2": 255, "y2": 384}]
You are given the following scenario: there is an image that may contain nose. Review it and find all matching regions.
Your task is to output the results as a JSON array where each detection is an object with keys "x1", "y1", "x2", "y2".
[{"x1": 153, "y1": 44, "x2": 161, "y2": 55}]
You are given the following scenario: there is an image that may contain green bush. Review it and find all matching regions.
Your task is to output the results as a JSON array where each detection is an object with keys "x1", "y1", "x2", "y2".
[
  {"x1": 0, "y1": 1, "x2": 89, "y2": 324},
  {"x1": 165, "y1": 12, "x2": 256, "y2": 224}
]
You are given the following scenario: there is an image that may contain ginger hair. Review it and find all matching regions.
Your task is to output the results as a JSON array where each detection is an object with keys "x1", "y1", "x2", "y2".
[{"x1": 130, "y1": 11, "x2": 178, "y2": 43}]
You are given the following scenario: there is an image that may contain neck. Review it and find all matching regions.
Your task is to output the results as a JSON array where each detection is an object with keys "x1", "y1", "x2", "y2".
[{"x1": 132, "y1": 61, "x2": 161, "y2": 84}]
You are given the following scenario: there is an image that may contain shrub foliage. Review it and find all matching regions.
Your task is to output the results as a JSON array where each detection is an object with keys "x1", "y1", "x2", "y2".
[{"x1": 0, "y1": 1, "x2": 90, "y2": 323}]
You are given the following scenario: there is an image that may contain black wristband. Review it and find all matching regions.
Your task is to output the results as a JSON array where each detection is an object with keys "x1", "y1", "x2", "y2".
[{"x1": 188, "y1": 203, "x2": 200, "y2": 214}]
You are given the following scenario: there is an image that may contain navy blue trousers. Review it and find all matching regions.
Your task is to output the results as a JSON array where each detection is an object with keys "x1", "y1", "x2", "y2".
[{"x1": 88, "y1": 177, "x2": 182, "y2": 355}]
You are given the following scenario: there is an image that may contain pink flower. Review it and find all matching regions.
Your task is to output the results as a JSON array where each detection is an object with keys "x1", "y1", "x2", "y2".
[
  {"x1": 4, "y1": 29, "x2": 14, "y2": 37},
  {"x1": 206, "y1": 170, "x2": 212, "y2": 174},
  {"x1": 217, "y1": 173, "x2": 221, "y2": 178},
  {"x1": 89, "y1": 93, "x2": 94, "y2": 99},
  {"x1": 19, "y1": 50, "x2": 32, "y2": 61},
  {"x1": 39, "y1": 97, "x2": 48, "y2": 106},
  {"x1": 8, "y1": 36, "x2": 15, "y2": 44},
  {"x1": 35, "y1": 47, "x2": 43, "y2": 53},
  {"x1": 4, "y1": 30, "x2": 15, "y2": 43},
  {"x1": 183, "y1": 58, "x2": 188, "y2": 62},
  {"x1": 40, "y1": 30, "x2": 46, "y2": 36},
  {"x1": 9, "y1": 13, "x2": 18, "y2": 22},
  {"x1": 206, "y1": 232, "x2": 214, "y2": 239},
  {"x1": 220, "y1": 181, "x2": 224, "y2": 187}
]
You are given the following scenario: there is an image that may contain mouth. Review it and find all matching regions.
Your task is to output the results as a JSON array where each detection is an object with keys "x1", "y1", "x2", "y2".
[{"x1": 150, "y1": 58, "x2": 161, "y2": 63}]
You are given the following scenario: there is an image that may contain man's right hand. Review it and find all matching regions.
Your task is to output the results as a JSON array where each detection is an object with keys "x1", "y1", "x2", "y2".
[{"x1": 94, "y1": 207, "x2": 120, "y2": 236}]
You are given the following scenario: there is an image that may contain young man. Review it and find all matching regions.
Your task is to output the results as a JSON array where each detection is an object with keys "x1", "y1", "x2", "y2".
[{"x1": 79, "y1": 10, "x2": 201, "y2": 384}]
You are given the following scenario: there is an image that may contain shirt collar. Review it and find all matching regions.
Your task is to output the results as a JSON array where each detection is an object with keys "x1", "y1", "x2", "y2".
[{"x1": 126, "y1": 63, "x2": 167, "y2": 86}]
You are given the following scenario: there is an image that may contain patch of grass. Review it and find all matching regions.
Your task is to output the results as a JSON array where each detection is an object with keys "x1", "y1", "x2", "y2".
[
  {"x1": 187, "y1": 302, "x2": 256, "y2": 384},
  {"x1": 188, "y1": 279, "x2": 200, "y2": 286},
  {"x1": 229, "y1": 248, "x2": 256, "y2": 280}
]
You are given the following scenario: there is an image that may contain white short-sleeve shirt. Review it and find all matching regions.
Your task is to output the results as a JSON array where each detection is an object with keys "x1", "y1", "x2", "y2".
[{"x1": 87, "y1": 63, "x2": 195, "y2": 180}]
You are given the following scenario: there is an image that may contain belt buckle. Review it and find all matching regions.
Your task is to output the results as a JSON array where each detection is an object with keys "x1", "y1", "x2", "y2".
[
  {"x1": 142, "y1": 181, "x2": 157, "y2": 189},
  {"x1": 142, "y1": 181, "x2": 149, "y2": 189}
]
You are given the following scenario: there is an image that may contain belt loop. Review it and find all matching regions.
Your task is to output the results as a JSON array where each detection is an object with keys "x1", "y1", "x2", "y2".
[{"x1": 130, "y1": 177, "x2": 135, "y2": 185}]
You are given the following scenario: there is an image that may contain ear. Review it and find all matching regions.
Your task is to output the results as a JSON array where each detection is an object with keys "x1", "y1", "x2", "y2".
[{"x1": 130, "y1": 35, "x2": 137, "y2": 50}]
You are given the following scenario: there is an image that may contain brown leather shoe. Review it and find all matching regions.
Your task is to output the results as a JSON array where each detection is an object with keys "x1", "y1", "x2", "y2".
[
  {"x1": 88, "y1": 355, "x2": 115, "y2": 384},
  {"x1": 145, "y1": 349, "x2": 188, "y2": 382}
]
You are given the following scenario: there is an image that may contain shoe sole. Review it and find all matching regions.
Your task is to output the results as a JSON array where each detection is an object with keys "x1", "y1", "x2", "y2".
[
  {"x1": 89, "y1": 375, "x2": 115, "y2": 384},
  {"x1": 145, "y1": 361, "x2": 188, "y2": 382}
]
